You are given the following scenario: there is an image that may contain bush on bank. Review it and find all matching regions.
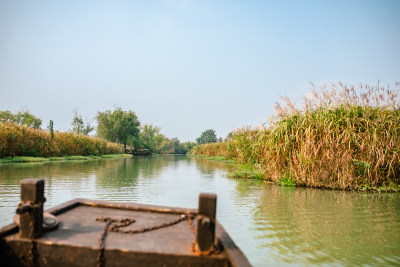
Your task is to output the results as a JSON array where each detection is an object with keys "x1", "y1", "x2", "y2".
[
  {"x1": 191, "y1": 83, "x2": 400, "y2": 191},
  {"x1": 0, "y1": 122, "x2": 123, "y2": 157}
]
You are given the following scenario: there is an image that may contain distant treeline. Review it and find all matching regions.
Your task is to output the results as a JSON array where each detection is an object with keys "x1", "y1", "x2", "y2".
[
  {"x1": 0, "y1": 122, "x2": 122, "y2": 157},
  {"x1": 94, "y1": 107, "x2": 199, "y2": 154},
  {"x1": 0, "y1": 107, "x2": 198, "y2": 156},
  {"x1": 191, "y1": 82, "x2": 400, "y2": 191}
]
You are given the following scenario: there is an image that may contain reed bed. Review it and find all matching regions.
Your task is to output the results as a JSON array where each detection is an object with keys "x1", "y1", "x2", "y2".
[
  {"x1": 192, "y1": 82, "x2": 400, "y2": 191},
  {"x1": 190, "y1": 142, "x2": 236, "y2": 159},
  {"x1": 0, "y1": 122, "x2": 123, "y2": 157}
]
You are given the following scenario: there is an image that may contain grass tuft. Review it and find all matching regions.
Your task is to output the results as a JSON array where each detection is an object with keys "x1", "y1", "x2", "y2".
[{"x1": 228, "y1": 169, "x2": 264, "y2": 179}]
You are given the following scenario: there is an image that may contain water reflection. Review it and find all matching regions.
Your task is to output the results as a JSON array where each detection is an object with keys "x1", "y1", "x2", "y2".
[
  {"x1": 233, "y1": 183, "x2": 400, "y2": 266},
  {"x1": 192, "y1": 157, "x2": 236, "y2": 175},
  {"x1": 0, "y1": 156, "x2": 399, "y2": 266}
]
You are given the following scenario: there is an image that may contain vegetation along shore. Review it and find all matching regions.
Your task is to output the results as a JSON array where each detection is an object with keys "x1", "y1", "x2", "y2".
[
  {"x1": 0, "y1": 154, "x2": 132, "y2": 164},
  {"x1": 0, "y1": 107, "x2": 196, "y2": 161},
  {"x1": 0, "y1": 122, "x2": 123, "y2": 158},
  {"x1": 191, "y1": 82, "x2": 400, "y2": 192}
]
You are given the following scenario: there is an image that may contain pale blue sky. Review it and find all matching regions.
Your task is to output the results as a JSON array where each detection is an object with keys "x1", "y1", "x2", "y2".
[{"x1": 1, "y1": 0, "x2": 399, "y2": 141}]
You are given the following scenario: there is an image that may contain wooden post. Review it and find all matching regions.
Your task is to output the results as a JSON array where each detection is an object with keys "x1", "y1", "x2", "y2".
[
  {"x1": 196, "y1": 193, "x2": 217, "y2": 252},
  {"x1": 18, "y1": 179, "x2": 45, "y2": 239}
]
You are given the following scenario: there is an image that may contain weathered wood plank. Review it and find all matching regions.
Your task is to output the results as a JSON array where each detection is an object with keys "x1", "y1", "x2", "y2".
[
  {"x1": 196, "y1": 193, "x2": 217, "y2": 252},
  {"x1": 18, "y1": 179, "x2": 44, "y2": 239},
  {"x1": 216, "y1": 222, "x2": 252, "y2": 267},
  {"x1": 3, "y1": 240, "x2": 230, "y2": 267},
  {"x1": 79, "y1": 198, "x2": 198, "y2": 215}
]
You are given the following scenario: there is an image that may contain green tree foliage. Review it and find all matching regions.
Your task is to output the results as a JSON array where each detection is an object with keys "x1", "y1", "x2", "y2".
[
  {"x1": 0, "y1": 110, "x2": 42, "y2": 129},
  {"x1": 132, "y1": 124, "x2": 194, "y2": 154},
  {"x1": 0, "y1": 110, "x2": 13, "y2": 122},
  {"x1": 182, "y1": 141, "x2": 196, "y2": 152},
  {"x1": 139, "y1": 124, "x2": 161, "y2": 149},
  {"x1": 97, "y1": 107, "x2": 140, "y2": 148},
  {"x1": 48, "y1": 120, "x2": 54, "y2": 140},
  {"x1": 196, "y1": 129, "x2": 217, "y2": 144}
]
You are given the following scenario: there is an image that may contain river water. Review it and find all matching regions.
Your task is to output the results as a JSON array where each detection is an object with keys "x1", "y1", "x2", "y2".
[{"x1": 0, "y1": 155, "x2": 399, "y2": 266}]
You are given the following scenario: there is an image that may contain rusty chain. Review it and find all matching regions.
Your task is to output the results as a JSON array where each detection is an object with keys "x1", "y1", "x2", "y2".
[
  {"x1": 28, "y1": 213, "x2": 36, "y2": 267},
  {"x1": 95, "y1": 214, "x2": 196, "y2": 267},
  {"x1": 186, "y1": 214, "x2": 196, "y2": 234},
  {"x1": 96, "y1": 219, "x2": 114, "y2": 267}
]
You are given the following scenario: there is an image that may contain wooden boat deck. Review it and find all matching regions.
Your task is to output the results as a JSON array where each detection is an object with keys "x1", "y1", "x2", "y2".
[{"x1": 0, "y1": 179, "x2": 251, "y2": 267}]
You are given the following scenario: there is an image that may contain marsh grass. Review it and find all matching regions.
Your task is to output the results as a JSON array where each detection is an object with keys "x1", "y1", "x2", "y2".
[
  {"x1": 228, "y1": 169, "x2": 264, "y2": 180},
  {"x1": 64, "y1": 156, "x2": 91, "y2": 161},
  {"x1": 187, "y1": 150, "x2": 235, "y2": 163},
  {"x1": 190, "y1": 142, "x2": 236, "y2": 159},
  {"x1": 0, "y1": 154, "x2": 131, "y2": 164},
  {"x1": 0, "y1": 122, "x2": 123, "y2": 158},
  {"x1": 99, "y1": 154, "x2": 132, "y2": 159},
  {"x1": 0, "y1": 157, "x2": 50, "y2": 163},
  {"x1": 192, "y1": 82, "x2": 400, "y2": 191},
  {"x1": 277, "y1": 173, "x2": 296, "y2": 187}
]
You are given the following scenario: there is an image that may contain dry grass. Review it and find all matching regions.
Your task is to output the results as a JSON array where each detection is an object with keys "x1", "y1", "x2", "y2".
[
  {"x1": 0, "y1": 122, "x2": 123, "y2": 157},
  {"x1": 190, "y1": 142, "x2": 236, "y2": 159},
  {"x1": 192, "y1": 82, "x2": 400, "y2": 191}
]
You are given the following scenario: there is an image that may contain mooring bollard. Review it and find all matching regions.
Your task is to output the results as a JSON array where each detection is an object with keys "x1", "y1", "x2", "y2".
[
  {"x1": 16, "y1": 179, "x2": 45, "y2": 239},
  {"x1": 196, "y1": 193, "x2": 217, "y2": 252}
]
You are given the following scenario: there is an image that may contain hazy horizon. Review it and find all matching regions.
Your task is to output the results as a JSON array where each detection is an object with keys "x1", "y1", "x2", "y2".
[{"x1": 1, "y1": 0, "x2": 399, "y2": 142}]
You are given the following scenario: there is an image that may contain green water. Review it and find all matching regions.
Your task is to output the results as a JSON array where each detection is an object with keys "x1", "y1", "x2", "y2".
[{"x1": 0, "y1": 155, "x2": 399, "y2": 266}]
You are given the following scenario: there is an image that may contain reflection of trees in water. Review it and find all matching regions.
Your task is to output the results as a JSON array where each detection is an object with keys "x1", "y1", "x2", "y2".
[
  {"x1": 94, "y1": 155, "x2": 192, "y2": 188},
  {"x1": 0, "y1": 160, "x2": 103, "y2": 184},
  {"x1": 95, "y1": 155, "x2": 182, "y2": 188},
  {"x1": 0, "y1": 156, "x2": 192, "y2": 191},
  {"x1": 246, "y1": 184, "x2": 400, "y2": 265},
  {"x1": 191, "y1": 157, "x2": 236, "y2": 175}
]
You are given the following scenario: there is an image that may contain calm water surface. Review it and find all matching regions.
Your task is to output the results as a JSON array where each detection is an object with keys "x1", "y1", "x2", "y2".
[{"x1": 0, "y1": 155, "x2": 399, "y2": 266}]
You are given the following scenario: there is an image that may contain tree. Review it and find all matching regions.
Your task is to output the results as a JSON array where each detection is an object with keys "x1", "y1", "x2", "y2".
[
  {"x1": 48, "y1": 120, "x2": 54, "y2": 140},
  {"x1": 14, "y1": 111, "x2": 42, "y2": 129},
  {"x1": 139, "y1": 124, "x2": 161, "y2": 150},
  {"x1": 71, "y1": 109, "x2": 94, "y2": 135},
  {"x1": 154, "y1": 132, "x2": 168, "y2": 153},
  {"x1": 196, "y1": 129, "x2": 217, "y2": 144},
  {"x1": 182, "y1": 141, "x2": 196, "y2": 152},
  {"x1": 0, "y1": 110, "x2": 13, "y2": 123},
  {"x1": 0, "y1": 110, "x2": 42, "y2": 129},
  {"x1": 170, "y1": 137, "x2": 181, "y2": 153},
  {"x1": 225, "y1": 132, "x2": 234, "y2": 142},
  {"x1": 71, "y1": 109, "x2": 84, "y2": 135},
  {"x1": 97, "y1": 107, "x2": 140, "y2": 149},
  {"x1": 82, "y1": 118, "x2": 95, "y2": 136}
]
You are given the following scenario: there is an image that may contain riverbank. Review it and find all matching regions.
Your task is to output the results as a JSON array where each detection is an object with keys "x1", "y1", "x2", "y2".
[
  {"x1": 191, "y1": 83, "x2": 400, "y2": 192},
  {"x1": 0, "y1": 154, "x2": 132, "y2": 164}
]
